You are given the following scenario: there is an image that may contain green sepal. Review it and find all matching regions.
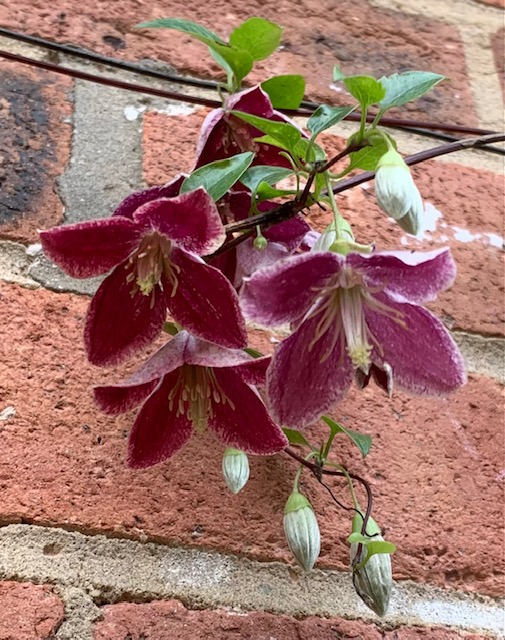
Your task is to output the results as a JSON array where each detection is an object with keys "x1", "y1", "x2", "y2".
[{"x1": 284, "y1": 491, "x2": 312, "y2": 514}]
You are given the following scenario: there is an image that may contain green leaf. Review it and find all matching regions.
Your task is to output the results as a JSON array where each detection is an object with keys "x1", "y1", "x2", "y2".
[
  {"x1": 231, "y1": 111, "x2": 302, "y2": 152},
  {"x1": 209, "y1": 43, "x2": 253, "y2": 86},
  {"x1": 163, "y1": 321, "x2": 179, "y2": 336},
  {"x1": 344, "y1": 75, "x2": 386, "y2": 108},
  {"x1": 243, "y1": 347, "x2": 264, "y2": 358},
  {"x1": 134, "y1": 18, "x2": 226, "y2": 44},
  {"x1": 240, "y1": 165, "x2": 294, "y2": 192},
  {"x1": 261, "y1": 75, "x2": 306, "y2": 109},
  {"x1": 366, "y1": 540, "x2": 396, "y2": 557},
  {"x1": 294, "y1": 137, "x2": 326, "y2": 163},
  {"x1": 307, "y1": 105, "x2": 356, "y2": 137},
  {"x1": 321, "y1": 416, "x2": 372, "y2": 457},
  {"x1": 346, "y1": 137, "x2": 390, "y2": 172},
  {"x1": 379, "y1": 71, "x2": 445, "y2": 111},
  {"x1": 229, "y1": 17, "x2": 282, "y2": 61},
  {"x1": 180, "y1": 152, "x2": 254, "y2": 202},
  {"x1": 333, "y1": 65, "x2": 346, "y2": 82},
  {"x1": 283, "y1": 428, "x2": 312, "y2": 448},
  {"x1": 255, "y1": 183, "x2": 296, "y2": 200}
]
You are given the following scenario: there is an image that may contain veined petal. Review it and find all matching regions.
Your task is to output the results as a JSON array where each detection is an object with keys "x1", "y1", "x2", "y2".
[
  {"x1": 134, "y1": 188, "x2": 225, "y2": 255},
  {"x1": 235, "y1": 239, "x2": 290, "y2": 289},
  {"x1": 264, "y1": 215, "x2": 311, "y2": 251},
  {"x1": 167, "y1": 250, "x2": 247, "y2": 349},
  {"x1": 94, "y1": 379, "x2": 159, "y2": 415},
  {"x1": 194, "y1": 107, "x2": 225, "y2": 169},
  {"x1": 112, "y1": 175, "x2": 185, "y2": 219},
  {"x1": 210, "y1": 368, "x2": 287, "y2": 454},
  {"x1": 183, "y1": 332, "x2": 262, "y2": 371},
  {"x1": 240, "y1": 252, "x2": 342, "y2": 326},
  {"x1": 348, "y1": 249, "x2": 456, "y2": 303},
  {"x1": 267, "y1": 312, "x2": 354, "y2": 428},
  {"x1": 85, "y1": 262, "x2": 166, "y2": 366},
  {"x1": 227, "y1": 85, "x2": 276, "y2": 117},
  {"x1": 40, "y1": 218, "x2": 141, "y2": 278},
  {"x1": 366, "y1": 292, "x2": 467, "y2": 395},
  {"x1": 127, "y1": 373, "x2": 193, "y2": 468}
]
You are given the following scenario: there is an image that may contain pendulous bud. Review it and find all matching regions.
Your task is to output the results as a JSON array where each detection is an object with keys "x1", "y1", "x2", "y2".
[
  {"x1": 222, "y1": 448, "x2": 250, "y2": 494},
  {"x1": 374, "y1": 148, "x2": 424, "y2": 236},
  {"x1": 283, "y1": 491, "x2": 321, "y2": 571},
  {"x1": 350, "y1": 512, "x2": 393, "y2": 617},
  {"x1": 253, "y1": 235, "x2": 268, "y2": 251}
]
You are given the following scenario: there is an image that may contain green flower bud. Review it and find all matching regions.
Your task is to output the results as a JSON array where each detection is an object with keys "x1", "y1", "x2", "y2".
[
  {"x1": 253, "y1": 235, "x2": 268, "y2": 251},
  {"x1": 375, "y1": 148, "x2": 423, "y2": 236},
  {"x1": 222, "y1": 448, "x2": 249, "y2": 494},
  {"x1": 283, "y1": 492, "x2": 320, "y2": 571},
  {"x1": 350, "y1": 512, "x2": 393, "y2": 617}
]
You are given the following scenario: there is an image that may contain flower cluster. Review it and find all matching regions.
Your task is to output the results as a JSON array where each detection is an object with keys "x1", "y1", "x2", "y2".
[{"x1": 39, "y1": 24, "x2": 467, "y2": 617}]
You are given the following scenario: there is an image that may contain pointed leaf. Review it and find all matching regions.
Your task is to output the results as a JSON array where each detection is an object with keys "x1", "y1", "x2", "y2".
[
  {"x1": 344, "y1": 75, "x2": 386, "y2": 108},
  {"x1": 181, "y1": 152, "x2": 254, "y2": 202},
  {"x1": 380, "y1": 71, "x2": 445, "y2": 111},
  {"x1": 135, "y1": 18, "x2": 225, "y2": 44},
  {"x1": 283, "y1": 428, "x2": 312, "y2": 448},
  {"x1": 333, "y1": 65, "x2": 346, "y2": 82},
  {"x1": 240, "y1": 165, "x2": 294, "y2": 192},
  {"x1": 321, "y1": 416, "x2": 372, "y2": 457},
  {"x1": 307, "y1": 105, "x2": 356, "y2": 136},
  {"x1": 208, "y1": 43, "x2": 253, "y2": 85},
  {"x1": 261, "y1": 75, "x2": 306, "y2": 109},
  {"x1": 346, "y1": 137, "x2": 390, "y2": 172},
  {"x1": 231, "y1": 111, "x2": 301, "y2": 152},
  {"x1": 229, "y1": 17, "x2": 282, "y2": 61}
]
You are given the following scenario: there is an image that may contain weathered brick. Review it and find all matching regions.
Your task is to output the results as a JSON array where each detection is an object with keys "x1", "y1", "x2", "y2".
[
  {"x1": 0, "y1": 0, "x2": 477, "y2": 124},
  {"x1": 0, "y1": 581, "x2": 64, "y2": 640},
  {"x1": 0, "y1": 62, "x2": 72, "y2": 243},
  {"x1": 93, "y1": 599, "x2": 487, "y2": 639},
  {"x1": 0, "y1": 282, "x2": 503, "y2": 596},
  {"x1": 491, "y1": 28, "x2": 504, "y2": 97}
]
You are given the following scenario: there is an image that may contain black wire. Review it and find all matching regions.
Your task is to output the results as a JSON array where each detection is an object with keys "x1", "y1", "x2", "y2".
[{"x1": 0, "y1": 26, "x2": 503, "y2": 156}]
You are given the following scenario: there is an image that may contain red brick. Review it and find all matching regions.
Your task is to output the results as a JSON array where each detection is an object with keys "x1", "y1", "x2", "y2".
[
  {"x1": 0, "y1": 582, "x2": 64, "y2": 640},
  {"x1": 0, "y1": 0, "x2": 477, "y2": 125},
  {"x1": 0, "y1": 282, "x2": 503, "y2": 596},
  {"x1": 0, "y1": 61, "x2": 72, "y2": 244},
  {"x1": 473, "y1": 0, "x2": 505, "y2": 7},
  {"x1": 93, "y1": 599, "x2": 486, "y2": 639}
]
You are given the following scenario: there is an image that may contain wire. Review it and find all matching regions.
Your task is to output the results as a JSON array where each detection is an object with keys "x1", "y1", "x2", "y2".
[{"x1": 1, "y1": 25, "x2": 503, "y2": 156}]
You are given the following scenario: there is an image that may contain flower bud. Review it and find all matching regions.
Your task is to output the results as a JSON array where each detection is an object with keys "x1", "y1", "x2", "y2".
[
  {"x1": 253, "y1": 235, "x2": 268, "y2": 251},
  {"x1": 283, "y1": 491, "x2": 321, "y2": 571},
  {"x1": 222, "y1": 448, "x2": 250, "y2": 494},
  {"x1": 375, "y1": 148, "x2": 424, "y2": 235},
  {"x1": 350, "y1": 512, "x2": 393, "y2": 617}
]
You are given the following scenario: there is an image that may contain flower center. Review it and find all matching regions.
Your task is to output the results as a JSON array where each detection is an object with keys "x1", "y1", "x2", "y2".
[
  {"x1": 306, "y1": 267, "x2": 405, "y2": 369},
  {"x1": 126, "y1": 233, "x2": 181, "y2": 300},
  {"x1": 168, "y1": 365, "x2": 235, "y2": 432}
]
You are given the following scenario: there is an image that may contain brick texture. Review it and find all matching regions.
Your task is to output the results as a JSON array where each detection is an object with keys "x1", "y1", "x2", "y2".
[
  {"x1": 0, "y1": 582, "x2": 64, "y2": 640},
  {"x1": 0, "y1": 282, "x2": 503, "y2": 596},
  {"x1": 0, "y1": 62, "x2": 71, "y2": 244},
  {"x1": 93, "y1": 599, "x2": 488, "y2": 640},
  {"x1": 0, "y1": 0, "x2": 478, "y2": 124}
]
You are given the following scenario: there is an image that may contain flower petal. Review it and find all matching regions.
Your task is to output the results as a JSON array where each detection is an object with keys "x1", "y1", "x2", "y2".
[
  {"x1": 127, "y1": 373, "x2": 193, "y2": 468},
  {"x1": 348, "y1": 249, "x2": 456, "y2": 303},
  {"x1": 94, "y1": 379, "x2": 159, "y2": 415},
  {"x1": 264, "y1": 215, "x2": 311, "y2": 251},
  {"x1": 235, "y1": 239, "x2": 290, "y2": 289},
  {"x1": 182, "y1": 333, "x2": 258, "y2": 368},
  {"x1": 134, "y1": 188, "x2": 225, "y2": 255},
  {"x1": 85, "y1": 262, "x2": 166, "y2": 366},
  {"x1": 210, "y1": 368, "x2": 287, "y2": 454},
  {"x1": 240, "y1": 252, "x2": 342, "y2": 326},
  {"x1": 366, "y1": 293, "x2": 467, "y2": 395},
  {"x1": 112, "y1": 175, "x2": 185, "y2": 219},
  {"x1": 267, "y1": 312, "x2": 353, "y2": 428},
  {"x1": 167, "y1": 250, "x2": 247, "y2": 349},
  {"x1": 40, "y1": 218, "x2": 141, "y2": 278}
]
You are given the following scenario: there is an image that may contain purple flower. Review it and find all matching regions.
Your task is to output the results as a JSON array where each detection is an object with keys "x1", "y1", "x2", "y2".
[
  {"x1": 41, "y1": 180, "x2": 247, "y2": 366},
  {"x1": 94, "y1": 331, "x2": 288, "y2": 467},
  {"x1": 241, "y1": 248, "x2": 466, "y2": 427},
  {"x1": 194, "y1": 85, "x2": 302, "y2": 169}
]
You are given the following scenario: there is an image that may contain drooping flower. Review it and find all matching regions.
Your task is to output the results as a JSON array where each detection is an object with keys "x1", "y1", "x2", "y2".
[
  {"x1": 283, "y1": 491, "x2": 321, "y2": 572},
  {"x1": 194, "y1": 85, "x2": 303, "y2": 169},
  {"x1": 222, "y1": 448, "x2": 250, "y2": 494},
  {"x1": 240, "y1": 248, "x2": 466, "y2": 427},
  {"x1": 374, "y1": 148, "x2": 424, "y2": 235},
  {"x1": 94, "y1": 331, "x2": 288, "y2": 467},
  {"x1": 40, "y1": 181, "x2": 247, "y2": 366}
]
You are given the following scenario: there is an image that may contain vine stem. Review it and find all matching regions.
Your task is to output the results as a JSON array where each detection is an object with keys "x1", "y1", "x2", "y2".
[{"x1": 284, "y1": 447, "x2": 373, "y2": 537}]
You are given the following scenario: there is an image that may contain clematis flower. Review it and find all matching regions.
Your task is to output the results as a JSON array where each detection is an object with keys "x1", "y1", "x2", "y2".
[
  {"x1": 194, "y1": 85, "x2": 303, "y2": 169},
  {"x1": 241, "y1": 248, "x2": 466, "y2": 428},
  {"x1": 93, "y1": 331, "x2": 288, "y2": 467},
  {"x1": 40, "y1": 180, "x2": 247, "y2": 366}
]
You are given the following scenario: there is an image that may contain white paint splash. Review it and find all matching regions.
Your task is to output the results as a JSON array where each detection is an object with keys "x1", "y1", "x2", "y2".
[
  {"x1": 124, "y1": 103, "x2": 196, "y2": 122},
  {"x1": 0, "y1": 407, "x2": 15, "y2": 421}
]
